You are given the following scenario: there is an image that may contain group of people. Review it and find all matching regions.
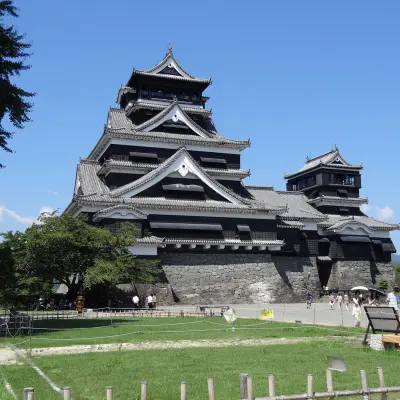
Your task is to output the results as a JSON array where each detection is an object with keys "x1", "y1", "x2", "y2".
[
  {"x1": 310, "y1": 287, "x2": 400, "y2": 327},
  {"x1": 132, "y1": 293, "x2": 157, "y2": 309}
]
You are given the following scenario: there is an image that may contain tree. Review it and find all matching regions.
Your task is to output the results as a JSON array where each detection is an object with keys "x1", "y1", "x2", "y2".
[
  {"x1": 0, "y1": 0, "x2": 35, "y2": 167},
  {"x1": 2, "y1": 213, "x2": 158, "y2": 304}
]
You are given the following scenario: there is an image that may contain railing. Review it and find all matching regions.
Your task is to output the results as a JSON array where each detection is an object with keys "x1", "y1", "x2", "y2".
[{"x1": 19, "y1": 368, "x2": 400, "y2": 399}]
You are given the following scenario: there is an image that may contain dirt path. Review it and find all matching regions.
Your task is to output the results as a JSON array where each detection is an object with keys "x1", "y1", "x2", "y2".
[
  {"x1": 0, "y1": 336, "x2": 360, "y2": 363},
  {"x1": 0, "y1": 348, "x2": 22, "y2": 365}
]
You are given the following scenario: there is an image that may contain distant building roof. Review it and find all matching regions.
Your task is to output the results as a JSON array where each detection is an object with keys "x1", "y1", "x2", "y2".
[{"x1": 284, "y1": 147, "x2": 363, "y2": 179}]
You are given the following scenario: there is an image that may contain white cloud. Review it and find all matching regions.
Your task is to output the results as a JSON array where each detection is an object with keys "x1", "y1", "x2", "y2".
[
  {"x1": 48, "y1": 190, "x2": 60, "y2": 197},
  {"x1": 376, "y1": 206, "x2": 395, "y2": 222},
  {"x1": 0, "y1": 205, "x2": 54, "y2": 226},
  {"x1": 361, "y1": 204, "x2": 396, "y2": 223},
  {"x1": 360, "y1": 204, "x2": 370, "y2": 214}
]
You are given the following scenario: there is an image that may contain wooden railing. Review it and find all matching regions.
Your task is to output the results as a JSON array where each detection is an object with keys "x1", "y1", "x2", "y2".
[{"x1": 20, "y1": 367, "x2": 400, "y2": 399}]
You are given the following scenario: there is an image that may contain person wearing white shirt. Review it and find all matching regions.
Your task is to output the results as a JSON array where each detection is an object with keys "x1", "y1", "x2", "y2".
[
  {"x1": 387, "y1": 287, "x2": 399, "y2": 312},
  {"x1": 147, "y1": 294, "x2": 153, "y2": 309},
  {"x1": 152, "y1": 294, "x2": 157, "y2": 309},
  {"x1": 132, "y1": 295, "x2": 139, "y2": 309}
]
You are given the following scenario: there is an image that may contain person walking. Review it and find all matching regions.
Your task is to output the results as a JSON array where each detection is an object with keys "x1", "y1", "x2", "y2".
[
  {"x1": 152, "y1": 293, "x2": 157, "y2": 309},
  {"x1": 387, "y1": 287, "x2": 399, "y2": 313},
  {"x1": 337, "y1": 293, "x2": 343, "y2": 309},
  {"x1": 328, "y1": 293, "x2": 335, "y2": 309},
  {"x1": 352, "y1": 292, "x2": 362, "y2": 327},
  {"x1": 147, "y1": 293, "x2": 153, "y2": 309},
  {"x1": 132, "y1": 294, "x2": 139, "y2": 309},
  {"x1": 344, "y1": 293, "x2": 349, "y2": 311},
  {"x1": 306, "y1": 293, "x2": 313, "y2": 309}
]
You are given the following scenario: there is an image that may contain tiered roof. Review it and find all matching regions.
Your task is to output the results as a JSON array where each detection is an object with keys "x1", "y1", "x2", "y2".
[
  {"x1": 284, "y1": 147, "x2": 363, "y2": 179},
  {"x1": 67, "y1": 151, "x2": 285, "y2": 216}
]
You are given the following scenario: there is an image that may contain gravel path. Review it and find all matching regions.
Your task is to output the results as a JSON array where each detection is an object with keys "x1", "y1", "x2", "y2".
[{"x1": 0, "y1": 336, "x2": 360, "y2": 363}]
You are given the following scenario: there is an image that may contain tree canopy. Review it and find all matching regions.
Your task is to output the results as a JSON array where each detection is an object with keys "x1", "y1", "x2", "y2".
[
  {"x1": 0, "y1": 213, "x2": 159, "y2": 305},
  {"x1": 0, "y1": 0, "x2": 35, "y2": 167}
]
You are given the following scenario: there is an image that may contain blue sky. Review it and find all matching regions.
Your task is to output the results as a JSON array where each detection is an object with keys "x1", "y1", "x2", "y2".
[{"x1": 1, "y1": 1, "x2": 399, "y2": 248}]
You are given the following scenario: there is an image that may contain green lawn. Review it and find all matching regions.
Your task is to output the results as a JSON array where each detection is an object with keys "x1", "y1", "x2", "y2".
[
  {"x1": 2, "y1": 342, "x2": 400, "y2": 400},
  {"x1": 2, "y1": 317, "x2": 363, "y2": 349}
]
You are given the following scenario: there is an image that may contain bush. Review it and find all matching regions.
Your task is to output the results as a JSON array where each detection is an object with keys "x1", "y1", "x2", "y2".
[{"x1": 378, "y1": 280, "x2": 388, "y2": 290}]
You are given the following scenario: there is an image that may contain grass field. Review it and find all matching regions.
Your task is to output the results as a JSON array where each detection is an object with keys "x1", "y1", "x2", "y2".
[
  {"x1": 0, "y1": 317, "x2": 398, "y2": 400},
  {"x1": 2, "y1": 342, "x2": 400, "y2": 400},
  {"x1": 1, "y1": 317, "x2": 363, "y2": 349}
]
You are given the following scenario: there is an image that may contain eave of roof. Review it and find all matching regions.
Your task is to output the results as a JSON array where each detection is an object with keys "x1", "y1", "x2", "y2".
[
  {"x1": 72, "y1": 195, "x2": 283, "y2": 214},
  {"x1": 125, "y1": 101, "x2": 212, "y2": 116},
  {"x1": 88, "y1": 130, "x2": 250, "y2": 160},
  {"x1": 307, "y1": 196, "x2": 368, "y2": 205},
  {"x1": 98, "y1": 159, "x2": 250, "y2": 179},
  {"x1": 318, "y1": 214, "x2": 400, "y2": 231}
]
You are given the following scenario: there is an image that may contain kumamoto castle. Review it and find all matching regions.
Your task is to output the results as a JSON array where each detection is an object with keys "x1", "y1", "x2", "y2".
[{"x1": 65, "y1": 47, "x2": 399, "y2": 304}]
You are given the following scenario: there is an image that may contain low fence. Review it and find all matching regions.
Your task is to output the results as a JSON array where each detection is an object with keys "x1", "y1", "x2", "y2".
[{"x1": 19, "y1": 368, "x2": 400, "y2": 400}]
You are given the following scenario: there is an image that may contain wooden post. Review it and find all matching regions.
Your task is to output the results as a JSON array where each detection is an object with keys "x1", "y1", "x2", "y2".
[
  {"x1": 207, "y1": 376, "x2": 215, "y2": 400},
  {"x1": 63, "y1": 386, "x2": 71, "y2": 400},
  {"x1": 23, "y1": 387, "x2": 34, "y2": 400},
  {"x1": 268, "y1": 374, "x2": 276, "y2": 397},
  {"x1": 240, "y1": 374, "x2": 249, "y2": 400},
  {"x1": 326, "y1": 369, "x2": 334, "y2": 400},
  {"x1": 247, "y1": 375, "x2": 253, "y2": 400},
  {"x1": 141, "y1": 381, "x2": 148, "y2": 400},
  {"x1": 180, "y1": 381, "x2": 187, "y2": 400},
  {"x1": 307, "y1": 374, "x2": 314, "y2": 399},
  {"x1": 106, "y1": 386, "x2": 113, "y2": 400},
  {"x1": 377, "y1": 367, "x2": 387, "y2": 400},
  {"x1": 360, "y1": 370, "x2": 369, "y2": 400}
]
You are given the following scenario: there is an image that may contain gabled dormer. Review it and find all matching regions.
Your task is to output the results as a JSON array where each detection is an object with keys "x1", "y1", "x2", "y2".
[{"x1": 284, "y1": 147, "x2": 364, "y2": 214}]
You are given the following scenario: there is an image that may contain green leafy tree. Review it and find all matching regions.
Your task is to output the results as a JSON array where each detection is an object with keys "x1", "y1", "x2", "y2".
[
  {"x1": 0, "y1": 0, "x2": 35, "y2": 167},
  {"x1": 2, "y1": 213, "x2": 158, "y2": 303}
]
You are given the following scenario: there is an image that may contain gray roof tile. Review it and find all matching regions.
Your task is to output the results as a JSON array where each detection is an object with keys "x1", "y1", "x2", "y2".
[
  {"x1": 319, "y1": 214, "x2": 400, "y2": 231},
  {"x1": 246, "y1": 186, "x2": 326, "y2": 221}
]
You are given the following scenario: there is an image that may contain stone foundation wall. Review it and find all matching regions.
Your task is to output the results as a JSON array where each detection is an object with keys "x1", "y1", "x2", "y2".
[
  {"x1": 160, "y1": 253, "x2": 319, "y2": 304},
  {"x1": 327, "y1": 260, "x2": 394, "y2": 289}
]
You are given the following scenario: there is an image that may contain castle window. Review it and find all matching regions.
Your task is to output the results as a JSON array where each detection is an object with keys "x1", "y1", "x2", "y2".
[{"x1": 111, "y1": 154, "x2": 129, "y2": 161}]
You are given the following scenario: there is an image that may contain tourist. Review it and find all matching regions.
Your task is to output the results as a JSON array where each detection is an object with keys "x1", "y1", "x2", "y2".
[
  {"x1": 328, "y1": 293, "x2": 335, "y2": 309},
  {"x1": 387, "y1": 287, "x2": 399, "y2": 313},
  {"x1": 147, "y1": 294, "x2": 153, "y2": 309},
  {"x1": 352, "y1": 292, "x2": 362, "y2": 327},
  {"x1": 343, "y1": 293, "x2": 349, "y2": 311},
  {"x1": 368, "y1": 292, "x2": 378, "y2": 306},
  {"x1": 337, "y1": 293, "x2": 343, "y2": 309},
  {"x1": 152, "y1": 293, "x2": 157, "y2": 309},
  {"x1": 132, "y1": 294, "x2": 139, "y2": 309},
  {"x1": 306, "y1": 293, "x2": 312, "y2": 309}
]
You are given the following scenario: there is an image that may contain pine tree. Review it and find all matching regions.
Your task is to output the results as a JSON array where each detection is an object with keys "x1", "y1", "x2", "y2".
[{"x1": 0, "y1": 0, "x2": 34, "y2": 167}]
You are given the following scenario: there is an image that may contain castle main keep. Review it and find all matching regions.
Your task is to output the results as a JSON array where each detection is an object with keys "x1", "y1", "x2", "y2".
[{"x1": 65, "y1": 47, "x2": 399, "y2": 304}]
